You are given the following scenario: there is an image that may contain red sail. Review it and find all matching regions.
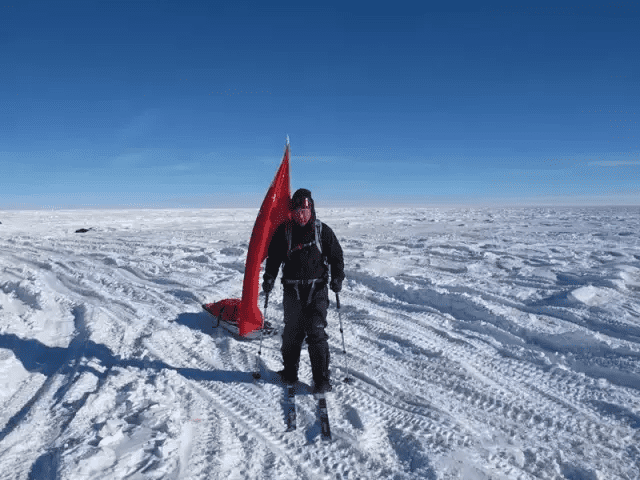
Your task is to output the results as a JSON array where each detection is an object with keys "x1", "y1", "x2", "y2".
[
  {"x1": 237, "y1": 142, "x2": 291, "y2": 336},
  {"x1": 203, "y1": 142, "x2": 291, "y2": 337}
]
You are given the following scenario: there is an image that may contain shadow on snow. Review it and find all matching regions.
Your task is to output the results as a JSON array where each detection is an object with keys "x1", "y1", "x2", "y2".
[{"x1": 0, "y1": 309, "x2": 268, "y2": 478}]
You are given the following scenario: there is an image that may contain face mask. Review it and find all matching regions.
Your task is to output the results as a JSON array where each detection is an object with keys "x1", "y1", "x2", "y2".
[{"x1": 293, "y1": 207, "x2": 311, "y2": 226}]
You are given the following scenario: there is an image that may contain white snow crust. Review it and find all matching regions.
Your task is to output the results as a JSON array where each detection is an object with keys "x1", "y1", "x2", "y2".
[{"x1": 0, "y1": 206, "x2": 639, "y2": 479}]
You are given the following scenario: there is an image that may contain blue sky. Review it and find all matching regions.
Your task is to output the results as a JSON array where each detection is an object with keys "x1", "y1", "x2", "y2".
[{"x1": 1, "y1": 1, "x2": 639, "y2": 208}]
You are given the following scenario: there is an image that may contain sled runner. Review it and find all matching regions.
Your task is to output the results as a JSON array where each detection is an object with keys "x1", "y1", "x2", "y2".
[{"x1": 202, "y1": 300, "x2": 277, "y2": 340}]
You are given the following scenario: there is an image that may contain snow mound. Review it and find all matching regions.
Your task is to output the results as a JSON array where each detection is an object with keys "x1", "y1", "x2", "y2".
[
  {"x1": 619, "y1": 266, "x2": 640, "y2": 289},
  {"x1": 569, "y1": 285, "x2": 611, "y2": 307}
]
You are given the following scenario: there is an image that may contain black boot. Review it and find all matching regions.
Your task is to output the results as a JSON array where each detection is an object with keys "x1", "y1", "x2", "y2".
[
  {"x1": 312, "y1": 377, "x2": 332, "y2": 394},
  {"x1": 309, "y1": 340, "x2": 331, "y2": 393},
  {"x1": 276, "y1": 368, "x2": 298, "y2": 385}
]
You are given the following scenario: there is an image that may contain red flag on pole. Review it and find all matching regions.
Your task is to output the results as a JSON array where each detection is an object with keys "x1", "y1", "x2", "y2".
[
  {"x1": 238, "y1": 141, "x2": 291, "y2": 335},
  {"x1": 203, "y1": 140, "x2": 291, "y2": 337}
]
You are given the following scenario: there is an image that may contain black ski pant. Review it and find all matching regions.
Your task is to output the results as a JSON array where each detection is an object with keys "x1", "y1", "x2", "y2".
[{"x1": 280, "y1": 284, "x2": 330, "y2": 386}]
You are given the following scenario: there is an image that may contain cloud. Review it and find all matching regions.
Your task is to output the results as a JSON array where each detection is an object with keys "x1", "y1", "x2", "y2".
[
  {"x1": 163, "y1": 163, "x2": 200, "y2": 172},
  {"x1": 588, "y1": 160, "x2": 640, "y2": 167}
]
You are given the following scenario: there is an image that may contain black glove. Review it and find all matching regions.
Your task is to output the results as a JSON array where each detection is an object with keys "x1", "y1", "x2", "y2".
[
  {"x1": 262, "y1": 274, "x2": 275, "y2": 294},
  {"x1": 330, "y1": 278, "x2": 342, "y2": 293}
]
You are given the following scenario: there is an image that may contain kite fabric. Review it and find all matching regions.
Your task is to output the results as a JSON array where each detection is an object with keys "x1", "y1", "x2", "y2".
[{"x1": 204, "y1": 141, "x2": 291, "y2": 337}]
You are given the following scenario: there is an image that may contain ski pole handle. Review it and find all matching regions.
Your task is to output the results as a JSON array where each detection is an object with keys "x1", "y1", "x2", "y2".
[{"x1": 336, "y1": 292, "x2": 340, "y2": 309}]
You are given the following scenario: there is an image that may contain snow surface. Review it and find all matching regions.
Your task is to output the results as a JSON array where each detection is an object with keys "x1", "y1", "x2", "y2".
[{"x1": 0, "y1": 206, "x2": 639, "y2": 480}]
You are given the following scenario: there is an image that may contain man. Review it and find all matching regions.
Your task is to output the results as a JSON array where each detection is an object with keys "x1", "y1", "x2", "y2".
[{"x1": 262, "y1": 188, "x2": 345, "y2": 393}]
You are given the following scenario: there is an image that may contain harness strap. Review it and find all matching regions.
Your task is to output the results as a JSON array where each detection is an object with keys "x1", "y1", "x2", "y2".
[
  {"x1": 282, "y1": 278, "x2": 324, "y2": 303},
  {"x1": 282, "y1": 278, "x2": 322, "y2": 284},
  {"x1": 286, "y1": 219, "x2": 324, "y2": 261},
  {"x1": 289, "y1": 240, "x2": 316, "y2": 255}
]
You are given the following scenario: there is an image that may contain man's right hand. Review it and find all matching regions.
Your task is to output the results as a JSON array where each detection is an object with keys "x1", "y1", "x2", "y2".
[{"x1": 262, "y1": 274, "x2": 275, "y2": 294}]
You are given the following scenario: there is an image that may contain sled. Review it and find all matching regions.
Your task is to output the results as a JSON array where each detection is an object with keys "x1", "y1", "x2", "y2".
[{"x1": 202, "y1": 300, "x2": 277, "y2": 340}]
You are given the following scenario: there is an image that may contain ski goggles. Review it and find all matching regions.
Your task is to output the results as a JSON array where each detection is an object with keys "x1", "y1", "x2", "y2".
[{"x1": 292, "y1": 197, "x2": 311, "y2": 210}]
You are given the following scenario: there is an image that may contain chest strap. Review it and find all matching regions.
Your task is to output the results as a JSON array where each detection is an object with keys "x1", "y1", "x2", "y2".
[{"x1": 286, "y1": 219, "x2": 323, "y2": 259}]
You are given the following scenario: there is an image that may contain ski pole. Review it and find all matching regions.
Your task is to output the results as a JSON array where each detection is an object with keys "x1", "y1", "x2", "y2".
[
  {"x1": 336, "y1": 293, "x2": 351, "y2": 383},
  {"x1": 252, "y1": 293, "x2": 269, "y2": 379}
]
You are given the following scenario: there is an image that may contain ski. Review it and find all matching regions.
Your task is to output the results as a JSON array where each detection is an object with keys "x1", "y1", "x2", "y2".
[
  {"x1": 285, "y1": 385, "x2": 296, "y2": 432},
  {"x1": 317, "y1": 393, "x2": 332, "y2": 441}
]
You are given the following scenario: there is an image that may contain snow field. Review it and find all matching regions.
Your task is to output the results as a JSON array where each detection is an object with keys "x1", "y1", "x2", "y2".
[{"x1": 0, "y1": 206, "x2": 638, "y2": 479}]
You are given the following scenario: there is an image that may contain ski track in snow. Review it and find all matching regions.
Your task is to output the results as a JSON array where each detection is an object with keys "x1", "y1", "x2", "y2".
[{"x1": 0, "y1": 207, "x2": 639, "y2": 479}]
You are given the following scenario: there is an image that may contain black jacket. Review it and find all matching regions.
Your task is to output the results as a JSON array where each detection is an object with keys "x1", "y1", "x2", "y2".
[{"x1": 265, "y1": 219, "x2": 344, "y2": 284}]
